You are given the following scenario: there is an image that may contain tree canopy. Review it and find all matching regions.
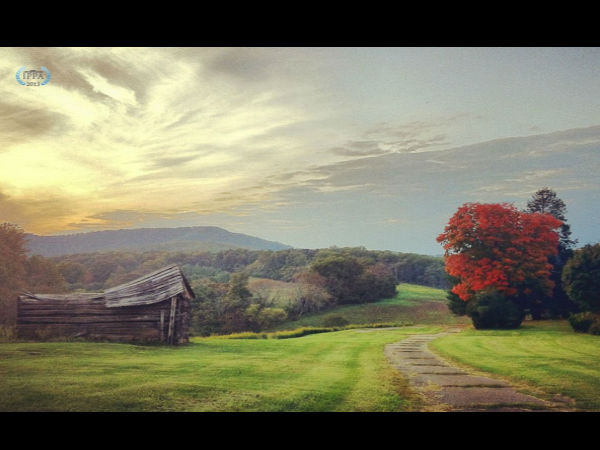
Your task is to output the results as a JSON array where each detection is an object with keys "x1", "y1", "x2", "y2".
[
  {"x1": 437, "y1": 202, "x2": 563, "y2": 303},
  {"x1": 562, "y1": 243, "x2": 600, "y2": 313}
]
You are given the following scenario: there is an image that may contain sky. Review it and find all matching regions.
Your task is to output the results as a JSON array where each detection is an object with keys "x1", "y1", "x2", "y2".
[{"x1": 0, "y1": 47, "x2": 599, "y2": 255}]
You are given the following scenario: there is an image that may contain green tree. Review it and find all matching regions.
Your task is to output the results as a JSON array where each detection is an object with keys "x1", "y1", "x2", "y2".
[
  {"x1": 0, "y1": 223, "x2": 27, "y2": 325},
  {"x1": 311, "y1": 255, "x2": 365, "y2": 304},
  {"x1": 25, "y1": 255, "x2": 66, "y2": 293},
  {"x1": 526, "y1": 187, "x2": 576, "y2": 252},
  {"x1": 90, "y1": 258, "x2": 118, "y2": 285},
  {"x1": 466, "y1": 288, "x2": 525, "y2": 330},
  {"x1": 58, "y1": 261, "x2": 86, "y2": 284},
  {"x1": 525, "y1": 187, "x2": 578, "y2": 318},
  {"x1": 220, "y1": 272, "x2": 253, "y2": 333},
  {"x1": 445, "y1": 275, "x2": 467, "y2": 316},
  {"x1": 189, "y1": 280, "x2": 228, "y2": 336},
  {"x1": 245, "y1": 304, "x2": 287, "y2": 331},
  {"x1": 562, "y1": 243, "x2": 600, "y2": 313},
  {"x1": 285, "y1": 271, "x2": 333, "y2": 319}
]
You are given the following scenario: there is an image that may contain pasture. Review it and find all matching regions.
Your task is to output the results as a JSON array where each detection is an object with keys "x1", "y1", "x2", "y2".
[
  {"x1": 0, "y1": 326, "x2": 438, "y2": 412},
  {"x1": 2, "y1": 283, "x2": 600, "y2": 411},
  {"x1": 272, "y1": 283, "x2": 471, "y2": 330}
]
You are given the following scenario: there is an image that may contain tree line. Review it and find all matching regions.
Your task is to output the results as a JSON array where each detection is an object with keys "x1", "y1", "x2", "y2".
[
  {"x1": 0, "y1": 227, "x2": 447, "y2": 331},
  {"x1": 48, "y1": 246, "x2": 448, "y2": 292}
]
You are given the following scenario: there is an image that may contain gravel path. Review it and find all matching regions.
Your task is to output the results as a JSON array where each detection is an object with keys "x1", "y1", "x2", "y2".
[{"x1": 385, "y1": 328, "x2": 573, "y2": 412}]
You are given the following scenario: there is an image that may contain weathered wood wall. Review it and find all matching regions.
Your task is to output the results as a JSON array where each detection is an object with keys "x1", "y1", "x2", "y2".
[{"x1": 17, "y1": 294, "x2": 190, "y2": 344}]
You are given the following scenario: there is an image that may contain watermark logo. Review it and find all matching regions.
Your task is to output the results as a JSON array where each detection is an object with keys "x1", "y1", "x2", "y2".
[{"x1": 16, "y1": 67, "x2": 51, "y2": 86}]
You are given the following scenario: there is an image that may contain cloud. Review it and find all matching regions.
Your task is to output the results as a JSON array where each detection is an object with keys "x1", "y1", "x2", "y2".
[
  {"x1": 0, "y1": 187, "x2": 80, "y2": 234},
  {"x1": 8, "y1": 47, "x2": 153, "y2": 107},
  {"x1": 329, "y1": 119, "x2": 451, "y2": 158},
  {"x1": 266, "y1": 124, "x2": 600, "y2": 213},
  {"x1": 204, "y1": 48, "x2": 276, "y2": 82},
  {"x1": 0, "y1": 101, "x2": 70, "y2": 148},
  {"x1": 1, "y1": 48, "x2": 599, "y2": 254},
  {"x1": 66, "y1": 209, "x2": 177, "y2": 231},
  {"x1": 146, "y1": 154, "x2": 203, "y2": 169}
]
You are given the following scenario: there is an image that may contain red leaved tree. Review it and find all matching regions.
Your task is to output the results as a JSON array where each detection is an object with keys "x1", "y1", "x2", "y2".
[{"x1": 437, "y1": 203, "x2": 563, "y2": 305}]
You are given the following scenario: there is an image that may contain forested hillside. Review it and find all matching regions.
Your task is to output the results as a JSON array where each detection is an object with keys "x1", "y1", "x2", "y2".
[
  {"x1": 50, "y1": 247, "x2": 448, "y2": 335},
  {"x1": 50, "y1": 247, "x2": 448, "y2": 292},
  {"x1": 25, "y1": 226, "x2": 291, "y2": 257}
]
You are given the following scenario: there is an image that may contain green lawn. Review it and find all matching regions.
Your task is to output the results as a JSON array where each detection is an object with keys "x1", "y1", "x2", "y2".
[
  {"x1": 429, "y1": 320, "x2": 600, "y2": 411},
  {"x1": 273, "y1": 283, "x2": 469, "y2": 330},
  {"x1": 0, "y1": 326, "x2": 440, "y2": 412}
]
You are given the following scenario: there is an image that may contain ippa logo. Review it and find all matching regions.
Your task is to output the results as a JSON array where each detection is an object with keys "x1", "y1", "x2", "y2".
[{"x1": 16, "y1": 67, "x2": 51, "y2": 86}]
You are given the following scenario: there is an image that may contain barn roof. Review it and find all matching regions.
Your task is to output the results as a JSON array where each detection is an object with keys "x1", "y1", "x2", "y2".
[
  {"x1": 103, "y1": 264, "x2": 194, "y2": 308},
  {"x1": 19, "y1": 265, "x2": 194, "y2": 308},
  {"x1": 19, "y1": 292, "x2": 105, "y2": 302}
]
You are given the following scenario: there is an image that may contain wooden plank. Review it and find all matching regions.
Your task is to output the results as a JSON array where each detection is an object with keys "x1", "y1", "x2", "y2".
[
  {"x1": 160, "y1": 310, "x2": 165, "y2": 342},
  {"x1": 18, "y1": 301, "x2": 169, "y2": 313},
  {"x1": 16, "y1": 323, "x2": 161, "y2": 332},
  {"x1": 167, "y1": 296, "x2": 177, "y2": 345},
  {"x1": 17, "y1": 314, "x2": 161, "y2": 324},
  {"x1": 16, "y1": 324, "x2": 162, "y2": 336},
  {"x1": 18, "y1": 308, "x2": 152, "y2": 316}
]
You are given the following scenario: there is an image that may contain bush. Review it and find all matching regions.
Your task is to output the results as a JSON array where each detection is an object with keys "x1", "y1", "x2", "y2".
[
  {"x1": 271, "y1": 327, "x2": 334, "y2": 339},
  {"x1": 447, "y1": 290, "x2": 467, "y2": 316},
  {"x1": 322, "y1": 315, "x2": 350, "y2": 327},
  {"x1": 0, "y1": 325, "x2": 15, "y2": 342},
  {"x1": 568, "y1": 312, "x2": 597, "y2": 333},
  {"x1": 588, "y1": 320, "x2": 600, "y2": 336},
  {"x1": 466, "y1": 289, "x2": 525, "y2": 330},
  {"x1": 224, "y1": 332, "x2": 268, "y2": 339}
]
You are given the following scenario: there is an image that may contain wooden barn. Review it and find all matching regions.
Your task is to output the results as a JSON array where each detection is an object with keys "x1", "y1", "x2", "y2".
[{"x1": 17, "y1": 265, "x2": 194, "y2": 345}]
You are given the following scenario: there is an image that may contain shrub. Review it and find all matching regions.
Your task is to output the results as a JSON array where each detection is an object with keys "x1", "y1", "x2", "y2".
[
  {"x1": 447, "y1": 289, "x2": 467, "y2": 316},
  {"x1": 568, "y1": 312, "x2": 597, "y2": 333},
  {"x1": 0, "y1": 325, "x2": 16, "y2": 342},
  {"x1": 225, "y1": 332, "x2": 268, "y2": 339},
  {"x1": 272, "y1": 327, "x2": 334, "y2": 339},
  {"x1": 466, "y1": 289, "x2": 525, "y2": 330},
  {"x1": 588, "y1": 320, "x2": 600, "y2": 336},
  {"x1": 322, "y1": 315, "x2": 349, "y2": 327}
]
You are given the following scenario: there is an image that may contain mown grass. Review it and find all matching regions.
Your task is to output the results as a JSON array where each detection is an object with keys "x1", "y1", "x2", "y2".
[
  {"x1": 429, "y1": 320, "x2": 600, "y2": 411},
  {"x1": 272, "y1": 283, "x2": 469, "y2": 330},
  {"x1": 0, "y1": 326, "x2": 440, "y2": 412}
]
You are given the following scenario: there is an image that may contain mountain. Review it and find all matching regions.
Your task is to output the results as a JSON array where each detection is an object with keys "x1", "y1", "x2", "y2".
[{"x1": 25, "y1": 226, "x2": 292, "y2": 257}]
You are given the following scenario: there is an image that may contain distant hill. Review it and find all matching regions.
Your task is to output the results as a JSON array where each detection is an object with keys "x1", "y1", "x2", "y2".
[{"x1": 25, "y1": 226, "x2": 292, "y2": 257}]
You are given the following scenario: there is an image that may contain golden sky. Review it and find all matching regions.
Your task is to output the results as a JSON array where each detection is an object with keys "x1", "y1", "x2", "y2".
[
  {"x1": 1, "y1": 47, "x2": 599, "y2": 253},
  {"x1": 0, "y1": 48, "x2": 340, "y2": 233}
]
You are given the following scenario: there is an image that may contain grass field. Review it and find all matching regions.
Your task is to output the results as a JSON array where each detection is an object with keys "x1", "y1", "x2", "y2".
[
  {"x1": 272, "y1": 283, "x2": 470, "y2": 330},
  {"x1": 0, "y1": 326, "x2": 440, "y2": 412},
  {"x1": 4, "y1": 281, "x2": 599, "y2": 412},
  {"x1": 430, "y1": 320, "x2": 600, "y2": 411}
]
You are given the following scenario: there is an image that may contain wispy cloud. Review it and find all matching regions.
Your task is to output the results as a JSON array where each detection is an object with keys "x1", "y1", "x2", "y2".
[{"x1": 1, "y1": 48, "x2": 599, "y2": 254}]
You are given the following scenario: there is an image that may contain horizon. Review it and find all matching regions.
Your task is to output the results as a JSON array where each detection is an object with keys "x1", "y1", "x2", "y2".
[{"x1": 1, "y1": 47, "x2": 599, "y2": 255}]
